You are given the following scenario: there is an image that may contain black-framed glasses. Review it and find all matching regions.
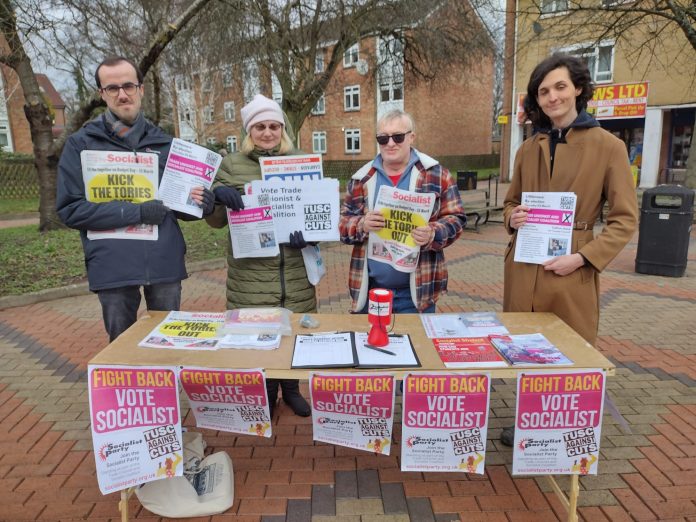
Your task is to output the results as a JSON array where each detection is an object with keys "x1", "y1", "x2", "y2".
[
  {"x1": 375, "y1": 131, "x2": 411, "y2": 145},
  {"x1": 100, "y1": 82, "x2": 141, "y2": 97}
]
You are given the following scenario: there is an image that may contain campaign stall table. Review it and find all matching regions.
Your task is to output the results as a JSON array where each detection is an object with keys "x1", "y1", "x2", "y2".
[{"x1": 89, "y1": 311, "x2": 615, "y2": 522}]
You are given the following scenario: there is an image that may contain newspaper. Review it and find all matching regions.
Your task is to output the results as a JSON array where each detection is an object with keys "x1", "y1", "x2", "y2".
[
  {"x1": 139, "y1": 311, "x2": 226, "y2": 350},
  {"x1": 227, "y1": 203, "x2": 280, "y2": 259},
  {"x1": 80, "y1": 150, "x2": 159, "y2": 241},
  {"x1": 368, "y1": 186, "x2": 436, "y2": 273},
  {"x1": 160, "y1": 138, "x2": 221, "y2": 217},
  {"x1": 514, "y1": 192, "x2": 577, "y2": 264},
  {"x1": 260, "y1": 154, "x2": 323, "y2": 181},
  {"x1": 421, "y1": 312, "x2": 509, "y2": 339},
  {"x1": 248, "y1": 178, "x2": 340, "y2": 242}
]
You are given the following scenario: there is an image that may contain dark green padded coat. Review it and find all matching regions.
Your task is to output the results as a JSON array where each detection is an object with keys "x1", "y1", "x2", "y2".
[{"x1": 205, "y1": 146, "x2": 317, "y2": 313}]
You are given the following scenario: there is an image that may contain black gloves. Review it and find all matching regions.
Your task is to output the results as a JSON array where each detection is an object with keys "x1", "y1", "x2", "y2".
[
  {"x1": 288, "y1": 230, "x2": 308, "y2": 249},
  {"x1": 214, "y1": 186, "x2": 244, "y2": 211},
  {"x1": 140, "y1": 200, "x2": 168, "y2": 225},
  {"x1": 200, "y1": 187, "x2": 215, "y2": 215}
]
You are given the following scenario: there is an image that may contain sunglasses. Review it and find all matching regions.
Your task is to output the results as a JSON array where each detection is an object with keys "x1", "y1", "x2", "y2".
[
  {"x1": 252, "y1": 122, "x2": 283, "y2": 132},
  {"x1": 375, "y1": 131, "x2": 412, "y2": 145},
  {"x1": 100, "y1": 82, "x2": 141, "y2": 97}
]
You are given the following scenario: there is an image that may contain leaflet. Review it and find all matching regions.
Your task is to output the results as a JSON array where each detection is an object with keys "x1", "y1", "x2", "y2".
[
  {"x1": 160, "y1": 138, "x2": 222, "y2": 217},
  {"x1": 514, "y1": 192, "x2": 577, "y2": 264},
  {"x1": 227, "y1": 204, "x2": 280, "y2": 259},
  {"x1": 249, "y1": 178, "x2": 340, "y2": 242},
  {"x1": 80, "y1": 150, "x2": 159, "y2": 241},
  {"x1": 368, "y1": 186, "x2": 435, "y2": 273},
  {"x1": 260, "y1": 154, "x2": 323, "y2": 181}
]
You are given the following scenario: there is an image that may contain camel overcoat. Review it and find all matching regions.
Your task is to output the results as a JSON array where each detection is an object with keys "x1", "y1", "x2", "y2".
[{"x1": 503, "y1": 126, "x2": 638, "y2": 345}]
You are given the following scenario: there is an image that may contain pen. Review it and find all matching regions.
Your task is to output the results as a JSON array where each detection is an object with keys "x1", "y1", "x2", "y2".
[{"x1": 364, "y1": 344, "x2": 396, "y2": 356}]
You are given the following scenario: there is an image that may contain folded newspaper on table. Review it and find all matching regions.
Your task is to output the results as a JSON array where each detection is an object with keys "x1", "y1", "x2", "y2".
[
  {"x1": 421, "y1": 312, "x2": 509, "y2": 338},
  {"x1": 432, "y1": 337, "x2": 507, "y2": 368},
  {"x1": 488, "y1": 333, "x2": 573, "y2": 366}
]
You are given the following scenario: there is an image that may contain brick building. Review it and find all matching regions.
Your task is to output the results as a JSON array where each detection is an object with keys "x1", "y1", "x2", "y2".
[
  {"x1": 172, "y1": 13, "x2": 495, "y2": 165},
  {"x1": 0, "y1": 65, "x2": 66, "y2": 154},
  {"x1": 500, "y1": 0, "x2": 695, "y2": 187}
]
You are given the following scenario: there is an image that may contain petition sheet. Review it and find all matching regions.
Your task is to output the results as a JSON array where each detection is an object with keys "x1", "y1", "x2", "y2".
[{"x1": 514, "y1": 192, "x2": 577, "y2": 264}]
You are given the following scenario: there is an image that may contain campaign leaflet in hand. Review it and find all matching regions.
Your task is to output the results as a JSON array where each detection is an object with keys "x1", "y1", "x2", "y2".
[
  {"x1": 139, "y1": 312, "x2": 225, "y2": 350},
  {"x1": 80, "y1": 150, "x2": 159, "y2": 241},
  {"x1": 489, "y1": 333, "x2": 573, "y2": 366},
  {"x1": 249, "y1": 178, "x2": 340, "y2": 243},
  {"x1": 260, "y1": 154, "x2": 323, "y2": 181},
  {"x1": 514, "y1": 192, "x2": 577, "y2": 265},
  {"x1": 368, "y1": 186, "x2": 436, "y2": 273},
  {"x1": 160, "y1": 138, "x2": 221, "y2": 217},
  {"x1": 227, "y1": 203, "x2": 280, "y2": 259},
  {"x1": 432, "y1": 337, "x2": 507, "y2": 368},
  {"x1": 421, "y1": 312, "x2": 509, "y2": 339}
]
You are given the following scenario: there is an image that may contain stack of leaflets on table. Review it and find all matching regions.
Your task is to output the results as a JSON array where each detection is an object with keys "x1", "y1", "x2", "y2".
[
  {"x1": 488, "y1": 333, "x2": 573, "y2": 366},
  {"x1": 421, "y1": 312, "x2": 509, "y2": 338},
  {"x1": 432, "y1": 337, "x2": 507, "y2": 368},
  {"x1": 222, "y1": 307, "x2": 292, "y2": 335},
  {"x1": 218, "y1": 333, "x2": 281, "y2": 350}
]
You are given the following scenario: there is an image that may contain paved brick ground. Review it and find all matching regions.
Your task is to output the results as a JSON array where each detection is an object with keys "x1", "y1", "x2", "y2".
[{"x1": 1, "y1": 221, "x2": 695, "y2": 521}]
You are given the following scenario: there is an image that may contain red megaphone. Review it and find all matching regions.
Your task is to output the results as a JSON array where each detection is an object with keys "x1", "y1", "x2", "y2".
[{"x1": 366, "y1": 288, "x2": 393, "y2": 347}]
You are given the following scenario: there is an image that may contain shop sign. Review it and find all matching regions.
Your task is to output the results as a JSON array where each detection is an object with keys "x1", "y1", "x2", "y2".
[{"x1": 587, "y1": 82, "x2": 649, "y2": 119}]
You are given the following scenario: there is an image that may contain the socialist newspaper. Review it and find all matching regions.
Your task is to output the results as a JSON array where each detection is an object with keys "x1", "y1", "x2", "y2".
[
  {"x1": 80, "y1": 150, "x2": 159, "y2": 240},
  {"x1": 138, "y1": 311, "x2": 226, "y2": 350},
  {"x1": 514, "y1": 192, "x2": 577, "y2": 264},
  {"x1": 160, "y1": 138, "x2": 221, "y2": 218},
  {"x1": 368, "y1": 186, "x2": 435, "y2": 273},
  {"x1": 260, "y1": 154, "x2": 323, "y2": 181}
]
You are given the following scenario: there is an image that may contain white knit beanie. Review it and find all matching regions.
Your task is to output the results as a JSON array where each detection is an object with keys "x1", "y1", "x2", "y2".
[{"x1": 241, "y1": 94, "x2": 284, "y2": 133}]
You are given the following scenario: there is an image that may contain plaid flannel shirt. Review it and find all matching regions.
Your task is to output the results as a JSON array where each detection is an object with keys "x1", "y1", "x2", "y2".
[{"x1": 339, "y1": 153, "x2": 466, "y2": 312}]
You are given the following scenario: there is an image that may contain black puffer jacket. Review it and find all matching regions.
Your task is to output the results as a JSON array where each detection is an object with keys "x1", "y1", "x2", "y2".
[{"x1": 56, "y1": 115, "x2": 188, "y2": 291}]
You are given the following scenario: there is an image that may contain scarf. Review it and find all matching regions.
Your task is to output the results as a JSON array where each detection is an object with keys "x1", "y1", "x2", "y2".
[{"x1": 103, "y1": 109, "x2": 147, "y2": 150}]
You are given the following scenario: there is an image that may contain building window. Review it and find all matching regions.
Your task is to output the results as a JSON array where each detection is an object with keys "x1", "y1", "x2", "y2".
[
  {"x1": 541, "y1": 0, "x2": 568, "y2": 14},
  {"x1": 312, "y1": 131, "x2": 327, "y2": 154},
  {"x1": 343, "y1": 43, "x2": 359, "y2": 67},
  {"x1": 345, "y1": 129, "x2": 361, "y2": 153},
  {"x1": 315, "y1": 51, "x2": 325, "y2": 73},
  {"x1": 221, "y1": 66, "x2": 233, "y2": 87},
  {"x1": 379, "y1": 81, "x2": 403, "y2": 102},
  {"x1": 206, "y1": 137, "x2": 217, "y2": 145},
  {"x1": 227, "y1": 135, "x2": 238, "y2": 152},
  {"x1": 203, "y1": 106, "x2": 214, "y2": 124},
  {"x1": 0, "y1": 132, "x2": 8, "y2": 148},
  {"x1": 271, "y1": 73, "x2": 283, "y2": 104},
  {"x1": 201, "y1": 75, "x2": 212, "y2": 92},
  {"x1": 344, "y1": 85, "x2": 360, "y2": 111},
  {"x1": 243, "y1": 59, "x2": 260, "y2": 103},
  {"x1": 378, "y1": 36, "x2": 405, "y2": 103},
  {"x1": 563, "y1": 42, "x2": 614, "y2": 83},
  {"x1": 182, "y1": 108, "x2": 195, "y2": 123},
  {"x1": 224, "y1": 101, "x2": 235, "y2": 122},
  {"x1": 312, "y1": 94, "x2": 326, "y2": 115},
  {"x1": 176, "y1": 76, "x2": 192, "y2": 91}
]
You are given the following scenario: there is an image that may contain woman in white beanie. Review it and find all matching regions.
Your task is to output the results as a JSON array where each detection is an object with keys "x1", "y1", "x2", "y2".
[{"x1": 206, "y1": 94, "x2": 313, "y2": 418}]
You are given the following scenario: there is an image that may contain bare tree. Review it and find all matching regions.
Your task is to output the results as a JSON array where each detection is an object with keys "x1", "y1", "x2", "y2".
[
  {"x1": 0, "y1": 0, "x2": 213, "y2": 230},
  {"x1": 168, "y1": 0, "x2": 496, "y2": 136}
]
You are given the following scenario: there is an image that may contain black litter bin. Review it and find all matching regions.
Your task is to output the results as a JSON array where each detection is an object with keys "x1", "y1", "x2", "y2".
[
  {"x1": 635, "y1": 184, "x2": 694, "y2": 277},
  {"x1": 457, "y1": 171, "x2": 477, "y2": 191}
]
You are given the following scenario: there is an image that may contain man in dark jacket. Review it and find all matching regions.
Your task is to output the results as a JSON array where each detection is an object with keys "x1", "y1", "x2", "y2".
[{"x1": 56, "y1": 56, "x2": 214, "y2": 341}]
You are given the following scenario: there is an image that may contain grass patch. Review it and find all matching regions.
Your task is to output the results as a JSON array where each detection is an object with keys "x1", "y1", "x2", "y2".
[
  {"x1": 0, "y1": 220, "x2": 229, "y2": 298},
  {"x1": 0, "y1": 198, "x2": 39, "y2": 215}
]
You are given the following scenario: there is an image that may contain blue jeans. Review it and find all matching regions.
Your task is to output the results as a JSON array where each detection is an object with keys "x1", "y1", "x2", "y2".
[{"x1": 97, "y1": 282, "x2": 182, "y2": 341}]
